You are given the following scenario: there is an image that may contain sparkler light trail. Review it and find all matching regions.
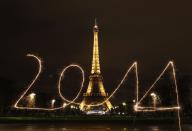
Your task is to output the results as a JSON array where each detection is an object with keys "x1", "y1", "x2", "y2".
[
  {"x1": 58, "y1": 64, "x2": 85, "y2": 106},
  {"x1": 80, "y1": 62, "x2": 139, "y2": 107},
  {"x1": 13, "y1": 54, "x2": 182, "y2": 131},
  {"x1": 13, "y1": 54, "x2": 139, "y2": 109},
  {"x1": 14, "y1": 54, "x2": 42, "y2": 109},
  {"x1": 59, "y1": 62, "x2": 138, "y2": 107},
  {"x1": 13, "y1": 54, "x2": 84, "y2": 111},
  {"x1": 134, "y1": 61, "x2": 181, "y2": 131}
]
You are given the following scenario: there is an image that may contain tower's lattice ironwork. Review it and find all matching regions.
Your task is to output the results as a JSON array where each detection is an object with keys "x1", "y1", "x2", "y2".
[{"x1": 80, "y1": 20, "x2": 113, "y2": 111}]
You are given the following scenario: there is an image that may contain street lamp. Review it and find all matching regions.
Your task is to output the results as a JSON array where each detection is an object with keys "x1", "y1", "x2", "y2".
[
  {"x1": 122, "y1": 102, "x2": 126, "y2": 106},
  {"x1": 51, "y1": 99, "x2": 56, "y2": 109},
  {"x1": 151, "y1": 92, "x2": 157, "y2": 109},
  {"x1": 70, "y1": 105, "x2": 74, "y2": 109},
  {"x1": 28, "y1": 93, "x2": 36, "y2": 107},
  {"x1": 63, "y1": 102, "x2": 67, "y2": 108}
]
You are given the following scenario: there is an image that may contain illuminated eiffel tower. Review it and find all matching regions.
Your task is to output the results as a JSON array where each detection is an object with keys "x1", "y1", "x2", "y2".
[{"x1": 80, "y1": 20, "x2": 113, "y2": 112}]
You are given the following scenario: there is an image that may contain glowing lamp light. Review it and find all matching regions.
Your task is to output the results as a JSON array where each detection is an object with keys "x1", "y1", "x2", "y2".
[
  {"x1": 150, "y1": 92, "x2": 156, "y2": 97},
  {"x1": 29, "y1": 93, "x2": 36, "y2": 99},
  {"x1": 70, "y1": 105, "x2": 74, "y2": 109},
  {"x1": 51, "y1": 99, "x2": 56, "y2": 108},
  {"x1": 27, "y1": 93, "x2": 36, "y2": 107},
  {"x1": 63, "y1": 103, "x2": 67, "y2": 108},
  {"x1": 122, "y1": 102, "x2": 126, "y2": 106},
  {"x1": 114, "y1": 106, "x2": 119, "y2": 109},
  {"x1": 52, "y1": 99, "x2": 55, "y2": 104}
]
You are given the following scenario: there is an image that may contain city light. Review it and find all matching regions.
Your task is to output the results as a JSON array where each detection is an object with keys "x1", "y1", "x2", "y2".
[
  {"x1": 63, "y1": 103, "x2": 67, "y2": 108},
  {"x1": 51, "y1": 99, "x2": 56, "y2": 108},
  {"x1": 28, "y1": 93, "x2": 36, "y2": 107},
  {"x1": 150, "y1": 92, "x2": 158, "y2": 109},
  {"x1": 29, "y1": 93, "x2": 36, "y2": 99},
  {"x1": 70, "y1": 105, "x2": 74, "y2": 109},
  {"x1": 122, "y1": 102, "x2": 126, "y2": 106}
]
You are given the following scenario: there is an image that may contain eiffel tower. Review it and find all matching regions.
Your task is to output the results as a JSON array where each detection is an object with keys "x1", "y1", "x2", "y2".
[{"x1": 80, "y1": 20, "x2": 113, "y2": 112}]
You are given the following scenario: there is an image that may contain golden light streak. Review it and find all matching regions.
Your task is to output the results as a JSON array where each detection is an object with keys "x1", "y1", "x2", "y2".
[
  {"x1": 13, "y1": 54, "x2": 182, "y2": 131},
  {"x1": 58, "y1": 64, "x2": 85, "y2": 106},
  {"x1": 135, "y1": 106, "x2": 180, "y2": 112},
  {"x1": 172, "y1": 61, "x2": 182, "y2": 131},
  {"x1": 137, "y1": 61, "x2": 172, "y2": 104},
  {"x1": 13, "y1": 54, "x2": 84, "y2": 111},
  {"x1": 134, "y1": 61, "x2": 182, "y2": 131},
  {"x1": 14, "y1": 54, "x2": 42, "y2": 109},
  {"x1": 13, "y1": 54, "x2": 61, "y2": 111},
  {"x1": 13, "y1": 54, "x2": 138, "y2": 109}
]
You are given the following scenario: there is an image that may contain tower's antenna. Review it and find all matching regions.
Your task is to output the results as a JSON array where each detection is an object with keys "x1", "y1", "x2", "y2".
[
  {"x1": 94, "y1": 18, "x2": 97, "y2": 26},
  {"x1": 94, "y1": 18, "x2": 98, "y2": 29}
]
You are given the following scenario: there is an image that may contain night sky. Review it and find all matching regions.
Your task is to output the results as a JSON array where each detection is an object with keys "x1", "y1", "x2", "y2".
[{"x1": 1, "y1": 0, "x2": 192, "y2": 98}]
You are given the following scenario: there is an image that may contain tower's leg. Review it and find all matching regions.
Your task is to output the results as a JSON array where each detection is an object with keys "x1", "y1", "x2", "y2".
[{"x1": 105, "y1": 100, "x2": 113, "y2": 110}]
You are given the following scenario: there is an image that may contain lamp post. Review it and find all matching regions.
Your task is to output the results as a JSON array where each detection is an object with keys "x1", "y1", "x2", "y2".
[
  {"x1": 121, "y1": 102, "x2": 127, "y2": 115},
  {"x1": 63, "y1": 102, "x2": 67, "y2": 108},
  {"x1": 122, "y1": 102, "x2": 126, "y2": 106},
  {"x1": 70, "y1": 105, "x2": 74, "y2": 109},
  {"x1": 51, "y1": 99, "x2": 56, "y2": 109},
  {"x1": 151, "y1": 92, "x2": 157, "y2": 109},
  {"x1": 28, "y1": 93, "x2": 36, "y2": 107}
]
